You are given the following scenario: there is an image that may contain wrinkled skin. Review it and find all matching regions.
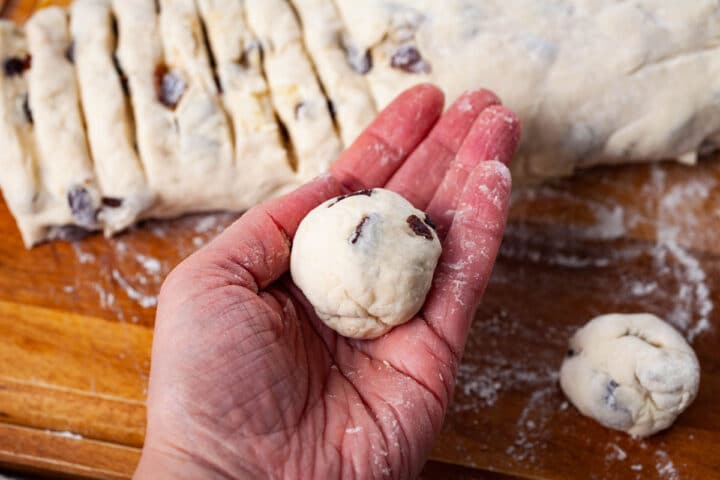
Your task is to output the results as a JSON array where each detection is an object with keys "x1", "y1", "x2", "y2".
[{"x1": 135, "y1": 85, "x2": 521, "y2": 480}]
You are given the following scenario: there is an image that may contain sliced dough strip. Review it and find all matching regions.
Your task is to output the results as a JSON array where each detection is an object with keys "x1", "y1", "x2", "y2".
[
  {"x1": 244, "y1": 0, "x2": 341, "y2": 181},
  {"x1": 25, "y1": 7, "x2": 103, "y2": 232},
  {"x1": 0, "y1": 21, "x2": 48, "y2": 246},
  {"x1": 197, "y1": 0, "x2": 296, "y2": 202},
  {"x1": 113, "y1": 0, "x2": 237, "y2": 216},
  {"x1": 333, "y1": 0, "x2": 431, "y2": 111},
  {"x1": 157, "y1": 0, "x2": 249, "y2": 212},
  {"x1": 70, "y1": 0, "x2": 154, "y2": 236},
  {"x1": 112, "y1": 0, "x2": 177, "y2": 214},
  {"x1": 290, "y1": 0, "x2": 377, "y2": 147}
]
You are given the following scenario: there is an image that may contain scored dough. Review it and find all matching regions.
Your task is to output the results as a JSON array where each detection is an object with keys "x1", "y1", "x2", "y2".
[
  {"x1": 112, "y1": 0, "x2": 178, "y2": 215},
  {"x1": 244, "y1": 0, "x2": 342, "y2": 181},
  {"x1": 0, "y1": 21, "x2": 50, "y2": 246},
  {"x1": 290, "y1": 0, "x2": 377, "y2": 147},
  {"x1": 156, "y1": 0, "x2": 236, "y2": 213},
  {"x1": 334, "y1": 0, "x2": 720, "y2": 179},
  {"x1": 25, "y1": 7, "x2": 102, "y2": 232},
  {"x1": 291, "y1": 188, "x2": 441, "y2": 339},
  {"x1": 70, "y1": 0, "x2": 154, "y2": 235},
  {"x1": 560, "y1": 313, "x2": 700, "y2": 438},
  {"x1": 196, "y1": 0, "x2": 296, "y2": 201}
]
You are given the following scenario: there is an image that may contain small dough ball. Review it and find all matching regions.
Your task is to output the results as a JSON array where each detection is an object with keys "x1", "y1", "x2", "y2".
[
  {"x1": 290, "y1": 188, "x2": 442, "y2": 339},
  {"x1": 560, "y1": 313, "x2": 700, "y2": 438}
]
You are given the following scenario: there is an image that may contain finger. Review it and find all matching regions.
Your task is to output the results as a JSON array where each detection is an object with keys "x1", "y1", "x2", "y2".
[
  {"x1": 330, "y1": 84, "x2": 444, "y2": 191},
  {"x1": 423, "y1": 160, "x2": 512, "y2": 357},
  {"x1": 189, "y1": 175, "x2": 345, "y2": 291},
  {"x1": 426, "y1": 105, "x2": 520, "y2": 238},
  {"x1": 385, "y1": 89, "x2": 500, "y2": 209}
]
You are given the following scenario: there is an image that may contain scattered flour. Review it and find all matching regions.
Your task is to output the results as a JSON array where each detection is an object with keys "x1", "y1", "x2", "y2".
[
  {"x1": 606, "y1": 443, "x2": 628, "y2": 462},
  {"x1": 454, "y1": 167, "x2": 715, "y2": 474},
  {"x1": 45, "y1": 430, "x2": 83, "y2": 440},
  {"x1": 654, "y1": 450, "x2": 680, "y2": 480},
  {"x1": 72, "y1": 243, "x2": 95, "y2": 264},
  {"x1": 136, "y1": 254, "x2": 161, "y2": 275},
  {"x1": 194, "y1": 215, "x2": 220, "y2": 233},
  {"x1": 111, "y1": 269, "x2": 158, "y2": 308}
]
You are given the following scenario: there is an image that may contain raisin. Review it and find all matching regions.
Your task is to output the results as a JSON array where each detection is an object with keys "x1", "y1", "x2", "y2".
[
  {"x1": 328, "y1": 189, "x2": 373, "y2": 207},
  {"x1": 350, "y1": 215, "x2": 370, "y2": 244},
  {"x1": 65, "y1": 41, "x2": 75, "y2": 64},
  {"x1": 604, "y1": 379, "x2": 622, "y2": 411},
  {"x1": 23, "y1": 94, "x2": 33, "y2": 124},
  {"x1": 154, "y1": 64, "x2": 185, "y2": 109},
  {"x1": 407, "y1": 214, "x2": 433, "y2": 240},
  {"x1": 294, "y1": 101, "x2": 305, "y2": 119},
  {"x1": 102, "y1": 196, "x2": 123, "y2": 208},
  {"x1": 345, "y1": 45, "x2": 372, "y2": 74},
  {"x1": 390, "y1": 45, "x2": 430, "y2": 74},
  {"x1": 67, "y1": 186, "x2": 97, "y2": 227},
  {"x1": 3, "y1": 55, "x2": 31, "y2": 77},
  {"x1": 424, "y1": 213, "x2": 436, "y2": 231}
]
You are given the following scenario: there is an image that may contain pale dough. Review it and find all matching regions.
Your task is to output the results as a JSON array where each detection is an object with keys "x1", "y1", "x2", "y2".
[
  {"x1": 244, "y1": 0, "x2": 342, "y2": 181},
  {"x1": 70, "y1": 0, "x2": 154, "y2": 235},
  {"x1": 334, "y1": 0, "x2": 720, "y2": 179},
  {"x1": 290, "y1": 0, "x2": 377, "y2": 146},
  {"x1": 290, "y1": 188, "x2": 441, "y2": 339},
  {"x1": 0, "y1": 21, "x2": 43, "y2": 246},
  {"x1": 560, "y1": 313, "x2": 700, "y2": 438},
  {"x1": 25, "y1": 7, "x2": 102, "y2": 233},
  {"x1": 6, "y1": 1, "x2": 720, "y2": 245},
  {"x1": 196, "y1": 0, "x2": 296, "y2": 201}
]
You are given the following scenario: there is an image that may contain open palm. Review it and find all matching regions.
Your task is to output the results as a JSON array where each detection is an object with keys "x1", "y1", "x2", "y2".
[{"x1": 135, "y1": 85, "x2": 520, "y2": 480}]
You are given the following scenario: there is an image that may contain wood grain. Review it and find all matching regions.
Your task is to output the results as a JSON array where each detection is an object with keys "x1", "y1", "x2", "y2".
[{"x1": 1, "y1": 1, "x2": 719, "y2": 479}]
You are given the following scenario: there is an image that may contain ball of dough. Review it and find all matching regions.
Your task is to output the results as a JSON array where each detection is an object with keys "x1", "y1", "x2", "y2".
[
  {"x1": 290, "y1": 188, "x2": 442, "y2": 339},
  {"x1": 560, "y1": 313, "x2": 700, "y2": 438}
]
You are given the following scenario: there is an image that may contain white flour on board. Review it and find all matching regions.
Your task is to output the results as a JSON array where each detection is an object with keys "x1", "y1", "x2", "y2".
[
  {"x1": 68, "y1": 212, "x2": 236, "y2": 313},
  {"x1": 452, "y1": 167, "x2": 715, "y2": 476},
  {"x1": 45, "y1": 430, "x2": 83, "y2": 440}
]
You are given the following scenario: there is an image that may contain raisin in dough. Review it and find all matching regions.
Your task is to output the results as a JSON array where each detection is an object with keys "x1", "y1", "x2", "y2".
[
  {"x1": 113, "y1": 0, "x2": 232, "y2": 216},
  {"x1": 70, "y1": 0, "x2": 154, "y2": 235},
  {"x1": 0, "y1": 21, "x2": 50, "y2": 246},
  {"x1": 25, "y1": 7, "x2": 102, "y2": 232},
  {"x1": 560, "y1": 313, "x2": 700, "y2": 438},
  {"x1": 244, "y1": 0, "x2": 341, "y2": 181},
  {"x1": 290, "y1": 188, "x2": 441, "y2": 339},
  {"x1": 196, "y1": 0, "x2": 295, "y2": 201},
  {"x1": 290, "y1": 0, "x2": 377, "y2": 146},
  {"x1": 335, "y1": 0, "x2": 720, "y2": 180}
]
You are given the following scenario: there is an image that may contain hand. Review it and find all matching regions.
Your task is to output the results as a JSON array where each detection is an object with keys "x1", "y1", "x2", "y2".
[{"x1": 135, "y1": 84, "x2": 521, "y2": 479}]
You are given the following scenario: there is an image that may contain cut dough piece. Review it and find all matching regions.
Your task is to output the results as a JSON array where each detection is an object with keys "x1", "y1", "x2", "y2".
[
  {"x1": 112, "y1": 0, "x2": 175, "y2": 213},
  {"x1": 70, "y1": 0, "x2": 154, "y2": 235},
  {"x1": 334, "y1": 0, "x2": 720, "y2": 180},
  {"x1": 196, "y1": 0, "x2": 295, "y2": 202},
  {"x1": 290, "y1": 0, "x2": 377, "y2": 147},
  {"x1": 291, "y1": 188, "x2": 441, "y2": 339},
  {"x1": 244, "y1": 0, "x2": 341, "y2": 181},
  {"x1": 156, "y1": 0, "x2": 237, "y2": 214},
  {"x1": 25, "y1": 7, "x2": 102, "y2": 231},
  {"x1": 0, "y1": 21, "x2": 49, "y2": 246},
  {"x1": 113, "y1": 0, "x2": 239, "y2": 216},
  {"x1": 560, "y1": 313, "x2": 700, "y2": 438}
]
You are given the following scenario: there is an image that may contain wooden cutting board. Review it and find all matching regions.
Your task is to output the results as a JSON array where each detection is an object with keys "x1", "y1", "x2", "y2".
[{"x1": 1, "y1": 1, "x2": 719, "y2": 479}]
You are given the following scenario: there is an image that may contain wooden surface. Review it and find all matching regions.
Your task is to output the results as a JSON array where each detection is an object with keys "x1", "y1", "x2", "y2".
[{"x1": 1, "y1": 2, "x2": 719, "y2": 479}]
